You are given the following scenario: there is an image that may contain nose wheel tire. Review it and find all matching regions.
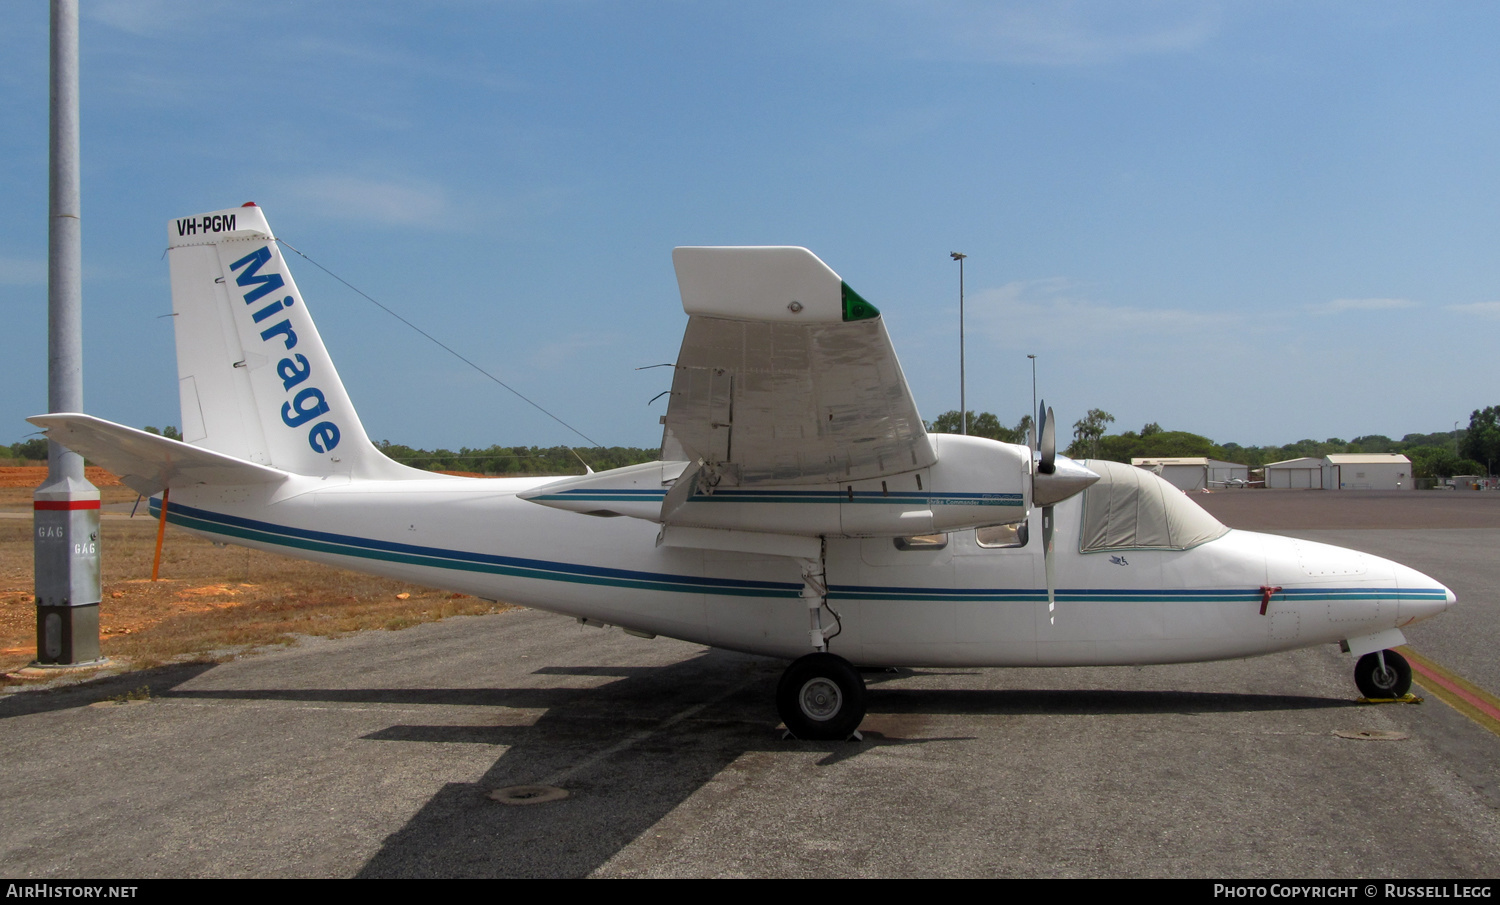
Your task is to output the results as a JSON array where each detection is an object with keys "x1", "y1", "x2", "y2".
[
  {"x1": 1355, "y1": 649, "x2": 1412, "y2": 698},
  {"x1": 777, "y1": 652, "x2": 866, "y2": 740}
]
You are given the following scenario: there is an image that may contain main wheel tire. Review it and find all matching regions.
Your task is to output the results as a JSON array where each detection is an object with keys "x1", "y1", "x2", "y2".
[
  {"x1": 776, "y1": 652, "x2": 866, "y2": 740},
  {"x1": 1355, "y1": 649, "x2": 1412, "y2": 698}
]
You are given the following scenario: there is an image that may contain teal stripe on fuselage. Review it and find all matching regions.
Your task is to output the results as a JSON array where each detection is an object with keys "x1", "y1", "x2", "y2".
[
  {"x1": 529, "y1": 488, "x2": 1023, "y2": 507},
  {"x1": 150, "y1": 499, "x2": 1437, "y2": 606},
  {"x1": 155, "y1": 500, "x2": 799, "y2": 599}
]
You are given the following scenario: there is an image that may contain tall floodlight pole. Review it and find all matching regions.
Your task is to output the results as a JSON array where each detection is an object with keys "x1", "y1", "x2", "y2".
[
  {"x1": 1027, "y1": 354, "x2": 1037, "y2": 428},
  {"x1": 950, "y1": 252, "x2": 966, "y2": 434},
  {"x1": 34, "y1": 0, "x2": 101, "y2": 666}
]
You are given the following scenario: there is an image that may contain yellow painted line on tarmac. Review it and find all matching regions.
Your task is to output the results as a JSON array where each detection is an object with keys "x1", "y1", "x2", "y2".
[{"x1": 1397, "y1": 645, "x2": 1500, "y2": 737}]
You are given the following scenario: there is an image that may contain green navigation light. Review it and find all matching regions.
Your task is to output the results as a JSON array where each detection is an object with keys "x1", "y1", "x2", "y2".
[{"x1": 841, "y1": 282, "x2": 880, "y2": 321}]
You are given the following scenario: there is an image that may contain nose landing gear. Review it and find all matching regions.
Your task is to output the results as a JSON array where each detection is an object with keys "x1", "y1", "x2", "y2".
[{"x1": 1355, "y1": 649, "x2": 1412, "y2": 699}]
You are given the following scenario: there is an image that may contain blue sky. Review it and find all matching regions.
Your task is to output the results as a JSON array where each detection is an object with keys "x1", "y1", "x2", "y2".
[{"x1": 4, "y1": 1, "x2": 1497, "y2": 452}]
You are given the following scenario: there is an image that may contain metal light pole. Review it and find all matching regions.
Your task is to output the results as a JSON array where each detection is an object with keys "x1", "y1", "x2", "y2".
[
  {"x1": 1027, "y1": 354, "x2": 1037, "y2": 430},
  {"x1": 950, "y1": 252, "x2": 966, "y2": 434},
  {"x1": 34, "y1": 0, "x2": 101, "y2": 666}
]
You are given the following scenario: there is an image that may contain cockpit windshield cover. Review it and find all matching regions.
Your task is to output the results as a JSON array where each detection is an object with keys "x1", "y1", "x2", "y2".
[{"x1": 1077, "y1": 459, "x2": 1230, "y2": 553}]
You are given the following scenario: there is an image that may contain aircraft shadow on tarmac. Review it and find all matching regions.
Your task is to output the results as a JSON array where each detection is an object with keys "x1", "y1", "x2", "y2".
[
  {"x1": 0, "y1": 661, "x2": 219, "y2": 719},
  {"x1": 0, "y1": 651, "x2": 1357, "y2": 878},
  {"x1": 347, "y1": 657, "x2": 1354, "y2": 878}
]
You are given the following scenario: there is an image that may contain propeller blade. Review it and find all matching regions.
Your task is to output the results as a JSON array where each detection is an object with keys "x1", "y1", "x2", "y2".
[
  {"x1": 1043, "y1": 503, "x2": 1056, "y2": 625},
  {"x1": 1038, "y1": 403, "x2": 1056, "y2": 475}
]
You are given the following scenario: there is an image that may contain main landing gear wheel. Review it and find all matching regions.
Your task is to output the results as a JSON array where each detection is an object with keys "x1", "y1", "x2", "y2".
[
  {"x1": 1355, "y1": 649, "x2": 1412, "y2": 698},
  {"x1": 777, "y1": 652, "x2": 866, "y2": 740}
]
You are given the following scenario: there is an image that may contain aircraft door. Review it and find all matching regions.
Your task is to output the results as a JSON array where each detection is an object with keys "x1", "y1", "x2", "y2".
[
  {"x1": 953, "y1": 515, "x2": 1040, "y2": 663},
  {"x1": 845, "y1": 532, "x2": 958, "y2": 659}
]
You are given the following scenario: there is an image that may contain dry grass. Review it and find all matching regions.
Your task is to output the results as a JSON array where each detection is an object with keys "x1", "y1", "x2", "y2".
[
  {"x1": 0, "y1": 498, "x2": 512, "y2": 681},
  {"x1": 0, "y1": 465, "x2": 127, "y2": 495}
]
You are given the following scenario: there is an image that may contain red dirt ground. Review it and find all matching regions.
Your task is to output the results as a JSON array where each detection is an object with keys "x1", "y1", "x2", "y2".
[{"x1": 0, "y1": 466, "x2": 120, "y2": 488}]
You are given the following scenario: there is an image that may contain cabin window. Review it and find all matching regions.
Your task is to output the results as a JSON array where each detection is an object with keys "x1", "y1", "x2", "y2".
[
  {"x1": 976, "y1": 522, "x2": 1028, "y2": 549},
  {"x1": 894, "y1": 533, "x2": 948, "y2": 551}
]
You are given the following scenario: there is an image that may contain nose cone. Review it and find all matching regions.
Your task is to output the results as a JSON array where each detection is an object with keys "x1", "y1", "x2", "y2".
[
  {"x1": 1034, "y1": 455, "x2": 1099, "y2": 507},
  {"x1": 1260, "y1": 534, "x2": 1455, "y2": 633},
  {"x1": 1391, "y1": 559, "x2": 1456, "y2": 624}
]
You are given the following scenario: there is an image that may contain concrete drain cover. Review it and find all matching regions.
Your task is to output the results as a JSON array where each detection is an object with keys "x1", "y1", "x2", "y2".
[
  {"x1": 1333, "y1": 729, "x2": 1408, "y2": 741},
  {"x1": 488, "y1": 784, "x2": 569, "y2": 805}
]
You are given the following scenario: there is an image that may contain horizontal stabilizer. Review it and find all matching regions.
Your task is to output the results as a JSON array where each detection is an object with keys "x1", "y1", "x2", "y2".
[{"x1": 27, "y1": 413, "x2": 289, "y2": 497}]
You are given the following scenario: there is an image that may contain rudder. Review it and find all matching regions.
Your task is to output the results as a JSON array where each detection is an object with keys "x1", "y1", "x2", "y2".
[{"x1": 167, "y1": 204, "x2": 421, "y2": 480}]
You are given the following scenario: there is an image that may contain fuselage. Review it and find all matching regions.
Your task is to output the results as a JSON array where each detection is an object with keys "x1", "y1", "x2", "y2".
[{"x1": 156, "y1": 471, "x2": 1454, "y2": 668}]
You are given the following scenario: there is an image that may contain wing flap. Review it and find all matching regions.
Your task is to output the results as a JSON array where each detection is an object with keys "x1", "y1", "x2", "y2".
[
  {"x1": 27, "y1": 413, "x2": 290, "y2": 497},
  {"x1": 663, "y1": 247, "x2": 934, "y2": 486}
]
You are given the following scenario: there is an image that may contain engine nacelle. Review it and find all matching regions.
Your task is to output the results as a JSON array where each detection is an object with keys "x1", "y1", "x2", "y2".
[{"x1": 521, "y1": 434, "x2": 1044, "y2": 538}]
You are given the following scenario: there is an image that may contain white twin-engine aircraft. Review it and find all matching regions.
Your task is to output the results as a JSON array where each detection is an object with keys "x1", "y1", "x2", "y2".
[{"x1": 32, "y1": 205, "x2": 1453, "y2": 740}]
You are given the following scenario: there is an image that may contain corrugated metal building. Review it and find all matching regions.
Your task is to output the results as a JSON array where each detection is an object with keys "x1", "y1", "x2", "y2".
[
  {"x1": 1131, "y1": 457, "x2": 1248, "y2": 491},
  {"x1": 1322, "y1": 453, "x2": 1412, "y2": 490},
  {"x1": 1264, "y1": 456, "x2": 1324, "y2": 489}
]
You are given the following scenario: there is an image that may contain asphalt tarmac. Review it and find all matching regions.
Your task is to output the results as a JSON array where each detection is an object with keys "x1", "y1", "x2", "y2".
[{"x1": 2, "y1": 491, "x2": 1498, "y2": 878}]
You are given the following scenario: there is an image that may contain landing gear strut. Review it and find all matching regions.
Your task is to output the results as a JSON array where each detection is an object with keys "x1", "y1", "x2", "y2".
[
  {"x1": 776, "y1": 652, "x2": 866, "y2": 740},
  {"x1": 1355, "y1": 649, "x2": 1412, "y2": 698},
  {"x1": 778, "y1": 546, "x2": 864, "y2": 740}
]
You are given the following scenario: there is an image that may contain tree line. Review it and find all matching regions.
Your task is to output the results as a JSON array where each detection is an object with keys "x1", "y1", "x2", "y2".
[
  {"x1": 4, "y1": 428, "x2": 658, "y2": 476},
  {"x1": 8, "y1": 409, "x2": 1500, "y2": 480},
  {"x1": 372, "y1": 441, "x2": 658, "y2": 475},
  {"x1": 925, "y1": 408, "x2": 1492, "y2": 480}
]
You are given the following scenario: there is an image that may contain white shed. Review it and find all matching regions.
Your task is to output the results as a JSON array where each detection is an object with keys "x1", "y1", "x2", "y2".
[
  {"x1": 1264, "y1": 457, "x2": 1324, "y2": 489},
  {"x1": 1131, "y1": 457, "x2": 1248, "y2": 491},
  {"x1": 1322, "y1": 453, "x2": 1412, "y2": 490}
]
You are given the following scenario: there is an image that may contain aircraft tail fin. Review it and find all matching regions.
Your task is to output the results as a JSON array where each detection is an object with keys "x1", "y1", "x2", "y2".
[{"x1": 167, "y1": 205, "x2": 425, "y2": 480}]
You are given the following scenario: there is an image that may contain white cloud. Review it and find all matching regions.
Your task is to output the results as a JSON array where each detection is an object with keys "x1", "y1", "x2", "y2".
[
  {"x1": 1444, "y1": 301, "x2": 1500, "y2": 319},
  {"x1": 528, "y1": 334, "x2": 615, "y2": 370},
  {"x1": 1310, "y1": 297, "x2": 1419, "y2": 314},
  {"x1": 281, "y1": 175, "x2": 455, "y2": 229},
  {"x1": 850, "y1": 104, "x2": 957, "y2": 147},
  {"x1": 0, "y1": 257, "x2": 46, "y2": 286},
  {"x1": 289, "y1": 36, "x2": 528, "y2": 94},
  {"x1": 971, "y1": 277, "x2": 1242, "y2": 346},
  {"x1": 86, "y1": 0, "x2": 230, "y2": 37},
  {"x1": 885, "y1": 0, "x2": 1223, "y2": 66}
]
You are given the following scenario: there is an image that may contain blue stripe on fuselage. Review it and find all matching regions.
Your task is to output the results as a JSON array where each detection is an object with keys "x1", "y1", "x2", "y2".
[
  {"x1": 147, "y1": 499, "x2": 1446, "y2": 605},
  {"x1": 527, "y1": 488, "x2": 1023, "y2": 506}
]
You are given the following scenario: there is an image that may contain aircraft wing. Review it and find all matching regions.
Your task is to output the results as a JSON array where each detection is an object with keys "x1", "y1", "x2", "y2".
[
  {"x1": 27, "y1": 413, "x2": 290, "y2": 497},
  {"x1": 662, "y1": 247, "x2": 935, "y2": 486}
]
